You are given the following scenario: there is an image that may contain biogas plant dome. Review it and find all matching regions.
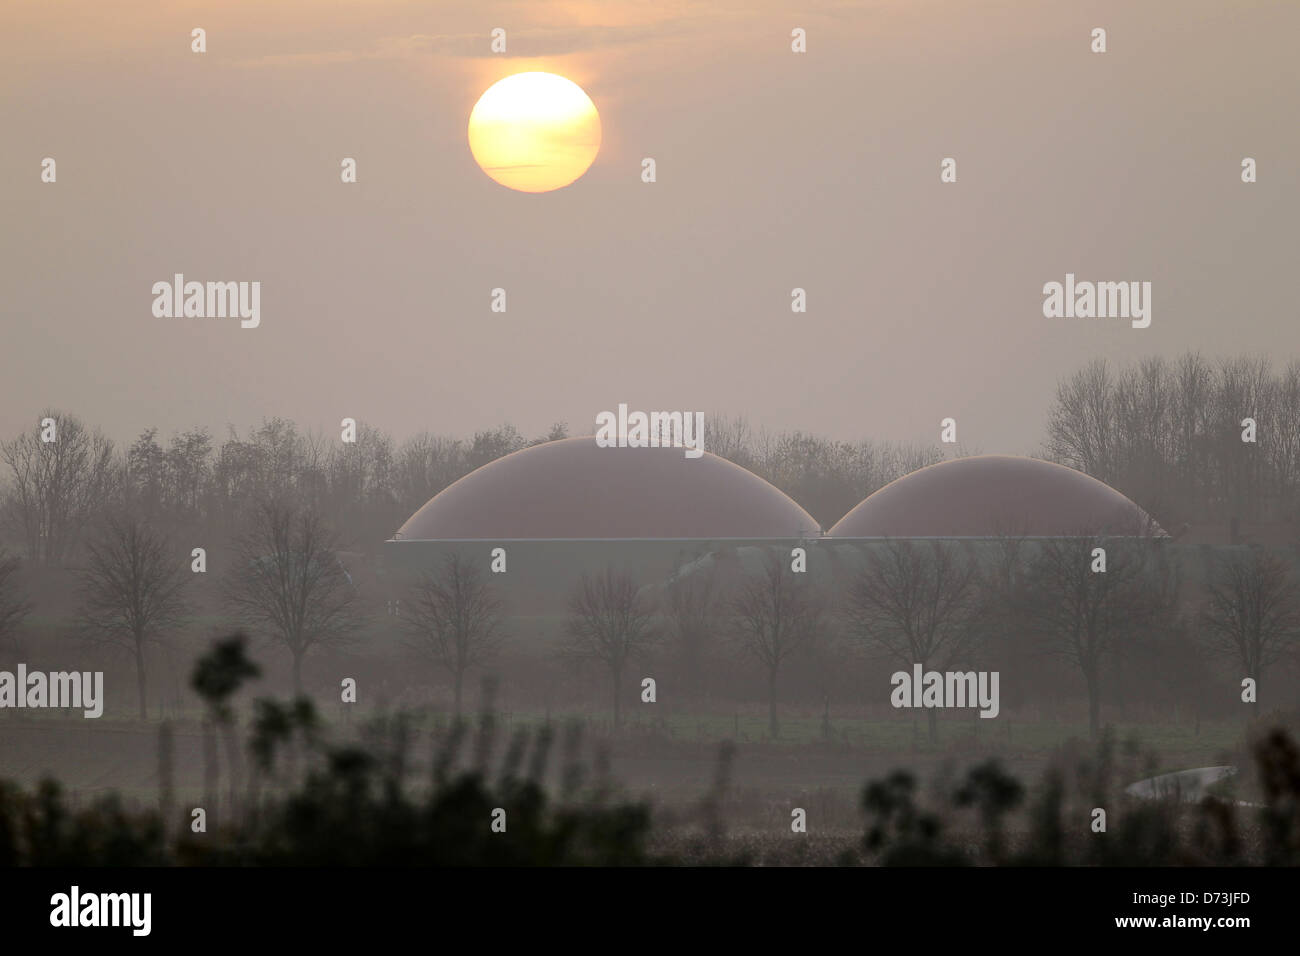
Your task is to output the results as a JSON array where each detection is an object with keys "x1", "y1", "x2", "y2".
[
  {"x1": 393, "y1": 436, "x2": 821, "y2": 540},
  {"x1": 828, "y1": 455, "x2": 1164, "y2": 538}
]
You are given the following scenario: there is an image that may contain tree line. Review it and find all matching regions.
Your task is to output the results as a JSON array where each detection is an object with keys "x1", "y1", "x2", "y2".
[
  {"x1": 0, "y1": 414, "x2": 569, "y2": 566},
  {"x1": 6, "y1": 350, "x2": 1293, "y2": 567},
  {"x1": 1045, "y1": 353, "x2": 1300, "y2": 530},
  {"x1": 420, "y1": 531, "x2": 1299, "y2": 742},
  {"x1": 0, "y1": 351, "x2": 1297, "y2": 727}
]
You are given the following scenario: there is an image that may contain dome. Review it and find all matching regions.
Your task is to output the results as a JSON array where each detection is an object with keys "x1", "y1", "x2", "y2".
[
  {"x1": 827, "y1": 455, "x2": 1163, "y2": 538},
  {"x1": 394, "y1": 436, "x2": 821, "y2": 540}
]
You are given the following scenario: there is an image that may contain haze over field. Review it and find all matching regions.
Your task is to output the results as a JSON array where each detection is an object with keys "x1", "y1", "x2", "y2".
[
  {"x1": 3, "y1": 3, "x2": 1300, "y2": 891},
  {"x1": 2, "y1": 0, "x2": 1297, "y2": 451}
]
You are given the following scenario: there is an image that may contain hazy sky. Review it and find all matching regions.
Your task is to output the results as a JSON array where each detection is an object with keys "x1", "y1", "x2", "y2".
[{"x1": 2, "y1": 0, "x2": 1296, "y2": 455}]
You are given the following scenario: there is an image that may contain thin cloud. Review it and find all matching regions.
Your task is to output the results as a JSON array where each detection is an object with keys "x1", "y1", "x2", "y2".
[{"x1": 233, "y1": 16, "x2": 729, "y2": 68}]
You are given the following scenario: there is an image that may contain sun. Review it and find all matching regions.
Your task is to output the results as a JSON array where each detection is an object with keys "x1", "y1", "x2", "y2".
[{"x1": 468, "y1": 72, "x2": 602, "y2": 193}]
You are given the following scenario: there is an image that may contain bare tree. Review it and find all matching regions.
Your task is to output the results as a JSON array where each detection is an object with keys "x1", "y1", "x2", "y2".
[
  {"x1": 563, "y1": 566, "x2": 657, "y2": 729},
  {"x1": 224, "y1": 500, "x2": 360, "y2": 694},
  {"x1": 1, "y1": 410, "x2": 117, "y2": 566},
  {"x1": 700, "y1": 414, "x2": 943, "y2": 530},
  {"x1": 1044, "y1": 353, "x2": 1300, "y2": 529},
  {"x1": 0, "y1": 552, "x2": 32, "y2": 651},
  {"x1": 165, "y1": 427, "x2": 214, "y2": 525},
  {"x1": 326, "y1": 420, "x2": 399, "y2": 544},
  {"x1": 659, "y1": 554, "x2": 718, "y2": 708},
  {"x1": 405, "y1": 552, "x2": 506, "y2": 716},
  {"x1": 1022, "y1": 534, "x2": 1173, "y2": 737},
  {"x1": 1046, "y1": 359, "x2": 1117, "y2": 484},
  {"x1": 729, "y1": 548, "x2": 823, "y2": 738},
  {"x1": 841, "y1": 539, "x2": 979, "y2": 744},
  {"x1": 393, "y1": 432, "x2": 469, "y2": 520},
  {"x1": 1199, "y1": 546, "x2": 1300, "y2": 717},
  {"x1": 78, "y1": 513, "x2": 191, "y2": 719},
  {"x1": 211, "y1": 419, "x2": 320, "y2": 531},
  {"x1": 703, "y1": 414, "x2": 754, "y2": 469}
]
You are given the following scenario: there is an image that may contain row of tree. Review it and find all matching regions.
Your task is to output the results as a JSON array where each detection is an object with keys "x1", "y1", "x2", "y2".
[
  {"x1": 1, "y1": 350, "x2": 1297, "y2": 729},
  {"x1": 1, "y1": 494, "x2": 1297, "y2": 735},
  {"x1": 0, "y1": 414, "x2": 570, "y2": 567},
  {"x1": 0, "y1": 411, "x2": 946, "y2": 569},
  {"x1": 1044, "y1": 353, "x2": 1300, "y2": 528},
  {"x1": 0, "y1": 499, "x2": 360, "y2": 717},
  {"x1": 6, "y1": 352, "x2": 1292, "y2": 567},
  {"x1": 413, "y1": 536, "x2": 1300, "y2": 741}
]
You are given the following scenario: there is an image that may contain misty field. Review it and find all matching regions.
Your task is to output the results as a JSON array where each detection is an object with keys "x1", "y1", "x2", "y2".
[{"x1": 0, "y1": 702, "x2": 1256, "y2": 822}]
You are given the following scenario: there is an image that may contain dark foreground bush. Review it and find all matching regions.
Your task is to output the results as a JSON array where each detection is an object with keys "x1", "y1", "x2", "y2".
[
  {"x1": 3, "y1": 727, "x2": 1300, "y2": 867},
  {"x1": 854, "y1": 728, "x2": 1300, "y2": 867},
  {"x1": 1, "y1": 637, "x2": 1298, "y2": 867}
]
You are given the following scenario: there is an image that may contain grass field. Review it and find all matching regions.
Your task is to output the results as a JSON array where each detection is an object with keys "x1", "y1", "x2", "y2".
[{"x1": 0, "y1": 704, "x2": 1252, "y2": 814}]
